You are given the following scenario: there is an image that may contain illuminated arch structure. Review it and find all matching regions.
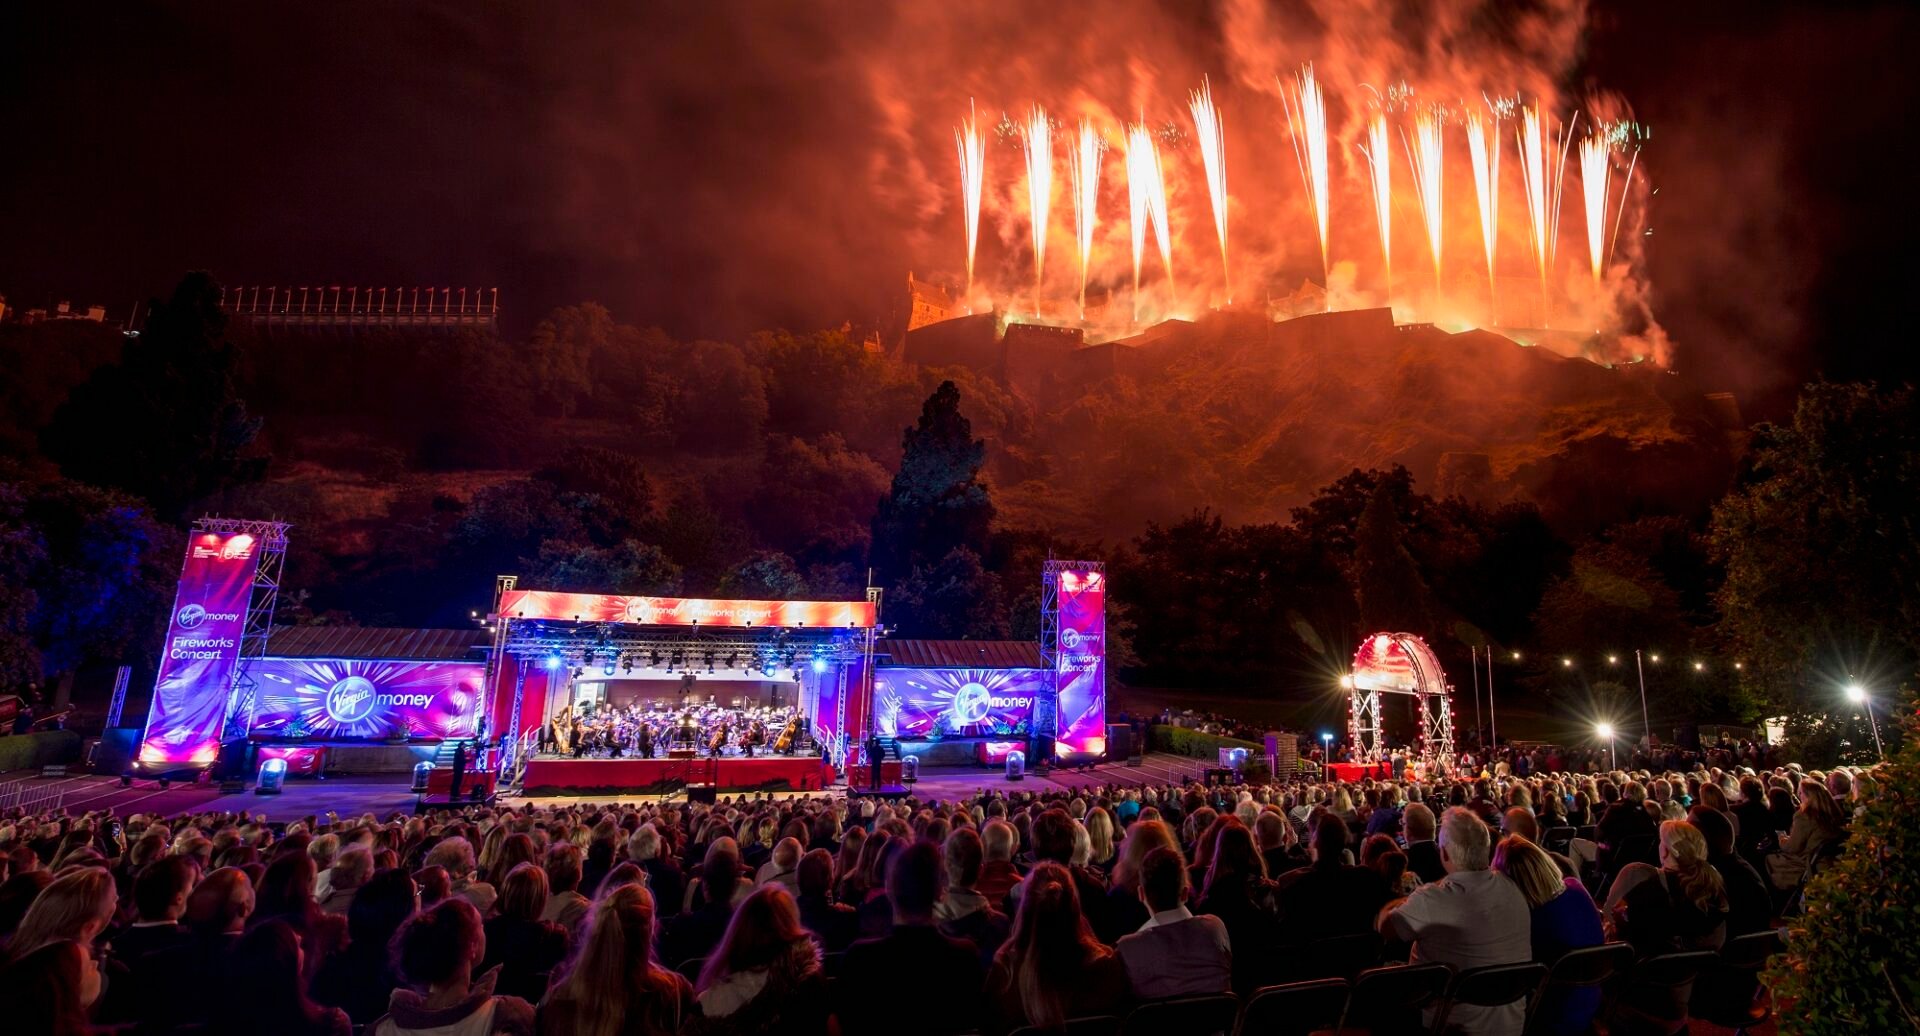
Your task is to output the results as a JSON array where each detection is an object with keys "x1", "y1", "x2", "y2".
[{"x1": 1346, "y1": 632, "x2": 1456, "y2": 766}]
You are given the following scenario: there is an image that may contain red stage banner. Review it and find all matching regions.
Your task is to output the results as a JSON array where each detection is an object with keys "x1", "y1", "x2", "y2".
[
  {"x1": 139, "y1": 529, "x2": 261, "y2": 766},
  {"x1": 497, "y1": 590, "x2": 876, "y2": 628}
]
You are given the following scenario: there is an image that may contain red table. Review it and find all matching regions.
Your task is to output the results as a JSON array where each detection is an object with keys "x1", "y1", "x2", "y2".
[{"x1": 1325, "y1": 762, "x2": 1390, "y2": 782}]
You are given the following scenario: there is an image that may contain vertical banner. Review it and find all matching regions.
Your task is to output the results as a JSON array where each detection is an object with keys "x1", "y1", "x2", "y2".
[
  {"x1": 138, "y1": 529, "x2": 260, "y2": 766},
  {"x1": 1054, "y1": 567, "x2": 1107, "y2": 756}
]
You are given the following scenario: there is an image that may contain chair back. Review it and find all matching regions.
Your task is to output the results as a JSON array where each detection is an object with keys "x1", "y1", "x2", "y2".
[
  {"x1": 1279, "y1": 932, "x2": 1380, "y2": 982},
  {"x1": 1339, "y1": 962, "x2": 1452, "y2": 1033},
  {"x1": 1432, "y1": 962, "x2": 1546, "y2": 1035},
  {"x1": 1121, "y1": 994, "x2": 1239, "y2": 1036},
  {"x1": 1614, "y1": 833, "x2": 1659, "y2": 868},
  {"x1": 1631, "y1": 951, "x2": 1717, "y2": 990},
  {"x1": 1689, "y1": 929, "x2": 1786, "y2": 1028},
  {"x1": 1525, "y1": 944, "x2": 1632, "y2": 1036},
  {"x1": 1541, "y1": 943, "x2": 1633, "y2": 989},
  {"x1": 1542, "y1": 826, "x2": 1577, "y2": 855},
  {"x1": 1236, "y1": 979, "x2": 1347, "y2": 1036},
  {"x1": 1610, "y1": 951, "x2": 1717, "y2": 1032}
]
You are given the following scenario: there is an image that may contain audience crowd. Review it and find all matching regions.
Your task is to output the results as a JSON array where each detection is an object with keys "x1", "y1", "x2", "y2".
[{"x1": 0, "y1": 755, "x2": 1868, "y2": 1035}]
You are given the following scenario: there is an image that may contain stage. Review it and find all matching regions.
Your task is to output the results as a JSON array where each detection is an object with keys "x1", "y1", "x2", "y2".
[{"x1": 520, "y1": 755, "x2": 833, "y2": 795}]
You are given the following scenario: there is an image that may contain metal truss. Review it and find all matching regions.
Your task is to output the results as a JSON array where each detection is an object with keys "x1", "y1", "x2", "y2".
[{"x1": 204, "y1": 517, "x2": 292, "y2": 742}]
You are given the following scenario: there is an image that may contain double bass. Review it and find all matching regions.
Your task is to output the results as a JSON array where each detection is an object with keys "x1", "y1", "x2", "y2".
[
  {"x1": 709, "y1": 721, "x2": 729, "y2": 757},
  {"x1": 774, "y1": 716, "x2": 800, "y2": 756}
]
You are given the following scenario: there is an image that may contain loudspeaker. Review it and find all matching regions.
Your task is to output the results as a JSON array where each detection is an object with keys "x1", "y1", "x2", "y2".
[
  {"x1": 1032, "y1": 735, "x2": 1056, "y2": 765},
  {"x1": 1106, "y1": 724, "x2": 1132, "y2": 761},
  {"x1": 89, "y1": 728, "x2": 141, "y2": 775},
  {"x1": 687, "y1": 785, "x2": 718, "y2": 805}
]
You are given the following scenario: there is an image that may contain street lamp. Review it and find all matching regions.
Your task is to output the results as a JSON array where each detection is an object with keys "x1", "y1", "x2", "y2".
[
  {"x1": 1844, "y1": 683, "x2": 1886, "y2": 761},
  {"x1": 1320, "y1": 732, "x2": 1334, "y2": 769},
  {"x1": 1596, "y1": 722, "x2": 1616, "y2": 770},
  {"x1": 1633, "y1": 650, "x2": 1654, "y2": 755}
]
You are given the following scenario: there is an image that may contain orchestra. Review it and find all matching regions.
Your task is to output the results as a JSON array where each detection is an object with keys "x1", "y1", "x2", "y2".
[{"x1": 537, "y1": 699, "x2": 805, "y2": 760}]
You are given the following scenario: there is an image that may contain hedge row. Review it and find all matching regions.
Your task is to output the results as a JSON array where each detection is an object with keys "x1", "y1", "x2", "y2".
[
  {"x1": 0, "y1": 730, "x2": 84, "y2": 772},
  {"x1": 1150, "y1": 724, "x2": 1264, "y2": 760}
]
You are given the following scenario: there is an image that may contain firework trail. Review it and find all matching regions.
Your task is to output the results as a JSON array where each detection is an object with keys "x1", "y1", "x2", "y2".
[
  {"x1": 1515, "y1": 105, "x2": 1551, "y2": 322},
  {"x1": 1607, "y1": 131, "x2": 1643, "y2": 268},
  {"x1": 1579, "y1": 133, "x2": 1610, "y2": 282},
  {"x1": 955, "y1": 101, "x2": 986, "y2": 304},
  {"x1": 1021, "y1": 105, "x2": 1053, "y2": 309},
  {"x1": 1069, "y1": 119, "x2": 1101, "y2": 317},
  {"x1": 1467, "y1": 107, "x2": 1501, "y2": 315},
  {"x1": 1359, "y1": 113, "x2": 1394, "y2": 300},
  {"x1": 1126, "y1": 119, "x2": 1173, "y2": 322},
  {"x1": 1188, "y1": 77, "x2": 1230, "y2": 303},
  {"x1": 1402, "y1": 108, "x2": 1445, "y2": 292},
  {"x1": 1281, "y1": 64, "x2": 1331, "y2": 288}
]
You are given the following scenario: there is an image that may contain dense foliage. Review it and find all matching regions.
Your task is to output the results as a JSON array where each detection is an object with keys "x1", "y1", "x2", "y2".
[{"x1": 1769, "y1": 716, "x2": 1920, "y2": 1033}]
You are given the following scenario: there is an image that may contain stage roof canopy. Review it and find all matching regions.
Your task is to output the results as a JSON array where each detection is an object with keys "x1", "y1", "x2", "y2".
[
  {"x1": 876, "y1": 639, "x2": 1043, "y2": 668},
  {"x1": 263, "y1": 626, "x2": 489, "y2": 662}
]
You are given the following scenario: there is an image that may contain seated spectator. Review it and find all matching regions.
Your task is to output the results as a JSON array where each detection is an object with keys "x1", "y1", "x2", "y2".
[
  {"x1": 1688, "y1": 806, "x2": 1771, "y2": 937},
  {"x1": 416, "y1": 865, "x2": 452, "y2": 909},
  {"x1": 1493, "y1": 836, "x2": 1603, "y2": 1036},
  {"x1": 540, "y1": 882, "x2": 693, "y2": 1035},
  {"x1": 319, "y1": 845, "x2": 373, "y2": 915},
  {"x1": 1255, "y1": 809, "x2": 1307, "y2": 878},
  {"x1": 1378, "y1": 807, "x2": 1532, "y2": 1035},
  {"x1": 975, "y1": 820, "x2": 1022, "y2": 906},
  {"x1": 1732, "y1": 776, "x2": 1778, "y2": 861},
  {"x1": 487, "y1": 833, "x2": 540, "y2": 891},
  {"x1": 628, "y1": 824, "x2": 685, "y2": 913},
  {"x1": 1275, "y1": 814, "x2": 1389, "y2": 941},
  {"x1": 1766, "y1": 779, "x2": 1847, "y2": 893},
  {"x1": 115, "y1": 854, "x2": 196, "y2": 960},
  {"x1": 936, "y1": 827, "x2": 1010, "y2": 968},
  {"x1": 1366, "y1": 784, "x2": 1404, "y2": 838},
  {"x1": 754, "y1": 837, "x2": 803, "y2": 891},
  {"x1": 0, "y1": 870, "x2": 53, "y2": 948},
  {"x1": 314, "y1": 868, "x2": 420, "y2": 1025},
  {"x1": 986, "y1": 862, "x2": 1131, "y2": 1034},
  {"x1": 1361, "y1": 833, "x2": 1417, "y2": 896},
  {"x1": 481, "y1": 863, "x2": 570, "y2": 1004},
  {"x1": 252, "y1": 850, "x2": 348, "y2": 980},
  {"x1": 0, "y1": 939, "x2": 99, "y2": 1036},
  {"x1": 6, "y1": 866, "x2": 116, "y2": 963},
  {"x1": 688, "y1": 885, "x2": 829, "y2": 1035},
  {"x1": 217, "y1": 919, "x2": 351, "y2": 1036},
  {"x1": 375, "y1": 898, "x2": 533, "y2": 1036},
  {"x1": 1115, "y1": 846, "x2": 1230, "y2": 1000},
  {"x1": 141, "y1": 867, "x2": 256, "y2": 1029},
  {"x1": 793, "y1": 849, "x2": 856, "y2": 952},
  {"x1": 541, "y1": 842, "x2": 592, "y2": 936},
  {"x1": 1107, "y1": 818, "x2": 1177, "y2": 938},
  {"x1": 662, "y1": 839, "x2": 751, "y2": 973},
  {"x1": 1401, "y1": 803, "x2": 1445, "y2": 884},
  {"x1": 1605, "y1": 819, "x2": 1728, "y2": 958},
  {"x1": 839, "y1": 841, "x2": 985, "y2": 1036},
  {"x1": 426, "y1": 837, "x2": 498, "y2": 915},
  {"x1": 1502, "y1": 807, "x2": 1578, "y2": 878}
]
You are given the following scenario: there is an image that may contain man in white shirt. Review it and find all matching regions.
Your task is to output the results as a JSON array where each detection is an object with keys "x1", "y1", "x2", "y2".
[
  {"x1": 1115, "y1": 846, "x2": 1232, "y2": 1000},
  {"x1": 1378, "y1": 807, "x2": 1531, "y2": 1036}
]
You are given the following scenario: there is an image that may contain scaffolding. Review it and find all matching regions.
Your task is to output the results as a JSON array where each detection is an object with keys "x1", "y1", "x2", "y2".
[
  {"x1": 203, "y1": 517, "x2": 291, "y2": 742},
  {"x1": 1345, "y1": 632, "x2": 1456, "y2": 768}
]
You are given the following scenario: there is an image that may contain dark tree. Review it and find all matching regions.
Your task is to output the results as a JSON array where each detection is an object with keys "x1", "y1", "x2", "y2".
[
  {"x1": 523, "y1": 539, "x2": 682, "y2": 595},
  {"x1": 716, "y1": 551, "x2": 809, "y2": 599},
  {"x1": 1710, "y1": 381, "x2": 1920, "y2": 756},
  {"x1": 884, "y1": 547, "x2": 1008, "y2": 640},
  {"x1": 40, "y1": 272, "x2": 265, "y2": 517},
  {"x1": 869, "y1": 380, "x2": 994, "y2": 587},
  {"x1": 1352, "y1": 481, "x2": 1435, "y2": 633}
]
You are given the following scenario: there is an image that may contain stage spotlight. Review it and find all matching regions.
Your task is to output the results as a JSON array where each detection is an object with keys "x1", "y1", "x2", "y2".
[
  {"x1": 545, "y1": 653, "x2": 563, "y2": 669},
  {"x1": 602, "y1": 659, "x2": 616, "y2": 677},
  {"x1": 725, "y1": 652, "x2": 739, "y2": 669},
  {"x1": 812, "y1": 658, "x2": 829, "y2": 674},
  {"x1": 650, "y1": 650, "x2": 663, "y2": 667},
  {"x1": 621, "y1": 656, "x2": 633, "y2": 674}
]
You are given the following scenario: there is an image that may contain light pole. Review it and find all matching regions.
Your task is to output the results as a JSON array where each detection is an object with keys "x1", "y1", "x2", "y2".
[
  {"x1": 1633, "y1": 650, "x2": 1653, "y2": 753},
  {"x1": 1845, "y1": 683, "x2": 1886, "y2": 761},
  {"x1": 1597, "y1": 722, "x2": 1616, "y2": 771},
  {"x1": 1321, "y1": 732, "x2": 1334, "y2": 770}
]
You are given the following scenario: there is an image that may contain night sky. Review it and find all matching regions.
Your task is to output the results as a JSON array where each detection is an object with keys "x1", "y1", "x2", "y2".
[{"x1": 4, "y1": 1, "x2": 1916, "y2": 417}]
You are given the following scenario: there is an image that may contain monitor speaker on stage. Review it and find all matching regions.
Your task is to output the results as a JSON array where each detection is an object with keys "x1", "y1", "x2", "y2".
[
  {"x1": 1106, "y1": 724, "x2": 1132, "y2": 762},
  {"x1": 1032, "y1": 734, "x2": 1055, "y2": 765}
]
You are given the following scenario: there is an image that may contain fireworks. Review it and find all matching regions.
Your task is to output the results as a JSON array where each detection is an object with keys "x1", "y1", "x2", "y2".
[
  {"x1": 1403, "y1": 108, "x2": 1445, "y2": 291},
  {"x1": 1579, "y1": 133, "x2": 1610, "y2": 282},
  {"x1": 1467, "y1": 107, "x2": 1501, "y2": 313},
  {"x1": 1188, "y1": 77, "x2": 1230, "y2": 302},
  {"x1": 1281, "y1": 64, "x2": 1331, "y2": 287},
  {"x1": 1359, "y1": 112, "x2": 1394, "y2": 299},
  {"x1": 1021, "y1": 105, "x2": 1053, "y2": 306},
  {"x1": 1515, "y1": 105, "x2": 1551, "y2": 319},
  {"x1": 955, "y1": 101, "x2": 986, "y2": 303},
  {"x1": 1069, "y1": 118, "x2": 1101, "y2": 316},
  {"x1": 1125, "y1": 119, "x2": 1173, "y2": 322}
]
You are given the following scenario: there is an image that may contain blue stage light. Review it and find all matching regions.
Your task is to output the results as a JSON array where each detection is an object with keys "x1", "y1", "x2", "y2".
[
  {"x1": 812, "y1": 658, "x2": 829, "y2": 674},
  {"x1": 545, "y1": 653, "x2": 563, "y2": 669}
]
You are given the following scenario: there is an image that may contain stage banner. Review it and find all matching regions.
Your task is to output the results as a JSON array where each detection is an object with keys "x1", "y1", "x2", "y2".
[
  {"x1": 138, "y1": 530, "x2": 261, "y2": 766},
  {"x1": 1054, "y1": 568, "x2": 1107, "y2": 756},
  {"x1": 247, "y1": 658, "x2": 485, "y2": 740},
  {"x1": 497, "y1": 590, "x2": 875, "y2": 628},
  {"x1": 875, "y1": 667, "x2": 1045, "y2": 739}
]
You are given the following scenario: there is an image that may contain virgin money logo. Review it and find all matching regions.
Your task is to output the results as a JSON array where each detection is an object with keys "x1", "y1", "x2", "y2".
[
  {"x1": 949, "y1": 682, "x2": 993, "y2": 725},
  {"x1": 175, "y1": 603, "x2": 242, "y2": 629},
  {"x1": 324, "y1": 676, "x2": 379, "y2": 724},
  {"x1": 1061, "y1": 628, "x2": 1082, "y2": 650}
]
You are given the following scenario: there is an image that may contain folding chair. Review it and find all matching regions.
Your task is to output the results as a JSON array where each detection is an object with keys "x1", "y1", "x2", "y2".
[
  {"x1": 1689, "y1": 929, "x2": 1786, "y2": 1036},
  {"x1": 1430, "y1": 962, "x2": 1546, "y2": 1034},
  {"x1": 1337, "y1": 962, "x2": 1453, "y2": 1035},
  {"x1": 1120, "y1": 994, "x2": 1240, "y2": 1036},
  {"x1": 1236, "y1": 979, "x2": 1348, "y2": 1036},
  {"x1": 1525, "y1": 943, "x2": 1632, "y2": 1036}
]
